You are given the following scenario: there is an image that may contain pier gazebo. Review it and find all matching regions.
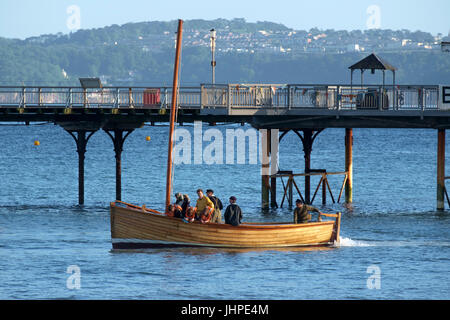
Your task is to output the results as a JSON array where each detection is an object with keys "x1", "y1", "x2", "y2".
[{"x1": 349, "y1": 53, "x2": 397, "y2": 88}]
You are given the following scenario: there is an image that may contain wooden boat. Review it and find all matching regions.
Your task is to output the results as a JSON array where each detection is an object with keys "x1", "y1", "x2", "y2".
[
  {"x1": 110, "y1": 201, "x2": 341, "y2": 249},
  {"x1": 109, "y1": 19, "x2": 342, "y2": 250}
]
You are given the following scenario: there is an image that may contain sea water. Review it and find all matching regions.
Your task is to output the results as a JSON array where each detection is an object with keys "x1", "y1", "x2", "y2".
[{"x1": 0, "y1": 123, "x2": 449, "y2": 299}]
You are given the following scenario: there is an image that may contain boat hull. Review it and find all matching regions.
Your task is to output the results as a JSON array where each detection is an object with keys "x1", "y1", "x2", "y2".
[{"x1": 110, "y1": 201, "x2": 340, "y2": 249}]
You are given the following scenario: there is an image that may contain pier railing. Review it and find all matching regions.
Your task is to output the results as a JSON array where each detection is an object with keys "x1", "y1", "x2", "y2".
[{"x1": 0, "y1": 84, "x2": 445, "y2": 111}]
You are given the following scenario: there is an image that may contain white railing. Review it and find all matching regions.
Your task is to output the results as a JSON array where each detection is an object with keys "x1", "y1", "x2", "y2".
[{"x1": 0, "y1": 84, "x2": 443, "y2": 111}]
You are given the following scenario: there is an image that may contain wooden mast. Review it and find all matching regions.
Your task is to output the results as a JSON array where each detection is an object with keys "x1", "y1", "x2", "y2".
[{"x1": 165, "y1": 19, "x2": 183, "y2": 212}]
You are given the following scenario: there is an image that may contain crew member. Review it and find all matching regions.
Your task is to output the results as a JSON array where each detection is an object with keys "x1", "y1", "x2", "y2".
[
  {"x1": 206, "y1": 189, "x2": 223, "y2": 223},
  {"x1": 175, "y1": 193, "x2": 184, "y2": 207},
  {"x1": 293, "y1": 199, "x2": 321, "y2": 224},
  {"x1": 224, "y1": 196, "x2": 242, "y2": 226},
  {"x1": 181, "y1": 194, "x2": 190, "y2": 217},
  {"x1": 195, "y1": 189, "x2": 214, "y2": 221},
  {"x1": 167, "y1": 204, "x2": 182, "y2": 218}
]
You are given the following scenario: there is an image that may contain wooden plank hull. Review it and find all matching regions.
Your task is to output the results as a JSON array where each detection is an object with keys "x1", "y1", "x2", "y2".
[{"x1": 110, "y1": 202, "x2": 340, "y2": 249}]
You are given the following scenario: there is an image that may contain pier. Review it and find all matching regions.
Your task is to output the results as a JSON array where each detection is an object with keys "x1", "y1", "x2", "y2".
[{"x1": 1, "y1": 82, "x2": 449, "y2": 209}]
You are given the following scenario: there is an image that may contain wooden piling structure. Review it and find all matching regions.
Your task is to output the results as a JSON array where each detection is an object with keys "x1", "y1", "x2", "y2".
[
  {"x1": 270, "y1": 176, "x2": 277, "y2": 207},
  {"x1": 291, "y1": 129, "x2": 323, "y2": 204},
  {"x1": 437, "y1": 129, "x2": 446, "y2": 210},
  {"x1": 270, "y1": 129, "x2": 279, "y2": 208},
  {"x1": 345, "y1": 128, "x2": 353, "y2": 203},
  {"x1": 288, "y1": 177, "x2": 293, "y2": 207},
  {"x1": 276, "y1": 171, "x2": 345, "y2": 207}
]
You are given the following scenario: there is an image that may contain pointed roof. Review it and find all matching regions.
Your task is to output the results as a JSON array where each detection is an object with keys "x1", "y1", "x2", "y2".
[{"x1": 349, "y1": 53, "x2": 397, "y2": 71}]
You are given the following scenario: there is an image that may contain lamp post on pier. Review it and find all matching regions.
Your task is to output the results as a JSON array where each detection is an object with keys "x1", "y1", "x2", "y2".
[{"x1": 210, "y1": 28, "x2": 216, "y2": 85}]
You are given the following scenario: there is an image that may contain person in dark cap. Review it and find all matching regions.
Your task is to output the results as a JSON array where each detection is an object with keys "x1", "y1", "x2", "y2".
[
  {"x1": 174, "y1": 193, "x2": 184, "y2": 207},
  {"x1": 206, "y1": 189, "x2": 223, "y2": 223},
  {"x1": 224, "y1": 196, "x2": 242, "y2": 226},
  {"x1": 293, "y1": 199, "x2": 322, "y2": 224},
  {"x1": 181, "y1": 194, "x2": 190, "y2": 217}
]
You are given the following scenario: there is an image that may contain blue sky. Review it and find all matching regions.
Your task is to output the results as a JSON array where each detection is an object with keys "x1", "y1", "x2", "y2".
[{"x1": 0, "y1": 0, "x2": 449, "y2": 39}]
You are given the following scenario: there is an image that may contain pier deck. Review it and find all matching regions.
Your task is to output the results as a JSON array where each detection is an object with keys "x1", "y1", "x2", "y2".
[{"x1": 1, "y1": 84, "x2": 449, "y2": 128}]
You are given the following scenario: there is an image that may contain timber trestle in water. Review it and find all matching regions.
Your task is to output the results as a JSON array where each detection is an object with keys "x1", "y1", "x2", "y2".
[{"x1": 1, "y1": 83, "x2": 449, "y2": 209}]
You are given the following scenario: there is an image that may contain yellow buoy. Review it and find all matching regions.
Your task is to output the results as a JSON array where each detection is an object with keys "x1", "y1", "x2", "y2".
[
  {"x1": 34, "y1": 140, "x2": 40, "y2": 146},
  {"x1": 145, "y1": 136, "x2": 151, "y2": 142}
]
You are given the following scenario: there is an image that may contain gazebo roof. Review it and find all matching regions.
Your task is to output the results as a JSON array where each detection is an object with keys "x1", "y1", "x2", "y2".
[{"x1": 349, "y1": 53, "x2": 397, "y2": 71}]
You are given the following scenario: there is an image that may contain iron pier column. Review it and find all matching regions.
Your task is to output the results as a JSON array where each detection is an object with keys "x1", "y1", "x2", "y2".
[
  {"x1": 104, "y1": 128, "x2": 135, "y2": 202},
  {"x1": 302, "y1": 129, "x2": 313, "y2": 204},
  {"x1": 65, "y1": 129, "x2": 97, "y2": 205},
  {"x1": 437, "y1": 129, "x2": 446, "y2": 210}
]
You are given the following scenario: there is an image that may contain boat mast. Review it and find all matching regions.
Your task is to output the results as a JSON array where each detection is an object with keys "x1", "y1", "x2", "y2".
[{"x1": 165, "y1": 19, "x2": 183, "y2": 212}]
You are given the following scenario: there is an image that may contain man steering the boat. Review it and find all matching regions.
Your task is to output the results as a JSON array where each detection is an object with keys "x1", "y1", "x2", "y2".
[
  {"x1": 195, "y1": 189, "x2": 215, "y2": 222},
  {"x1": 294, "y1": 199, "x2": 323, "y2": 223}
]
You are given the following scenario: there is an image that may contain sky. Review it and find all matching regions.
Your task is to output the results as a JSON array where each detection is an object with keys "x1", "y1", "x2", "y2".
[{"x1": 0, "y1": 0, "x2": 449, "y2": 39}]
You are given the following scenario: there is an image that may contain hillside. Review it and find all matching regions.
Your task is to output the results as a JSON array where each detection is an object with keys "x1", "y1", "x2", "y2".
[{"x1": 0, "y1": 19, "x2": 449, "y2": 86}]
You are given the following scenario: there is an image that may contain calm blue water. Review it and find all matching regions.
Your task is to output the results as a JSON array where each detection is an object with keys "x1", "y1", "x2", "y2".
[{"x1": 1, "y1": 123, "x2": 450, "y2": 299}]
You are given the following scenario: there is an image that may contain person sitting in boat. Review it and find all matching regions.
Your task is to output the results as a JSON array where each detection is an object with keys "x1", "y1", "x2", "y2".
[
  {"x1": 167, "y1": 204, "x2": 183, "y2": 218},
  {"x1": 184, "y1": 206, "x2": 196, "y2": 223},
  {"x1": 293, "y1": 199, "x2": 322, "y2": 224},
  {"x1": 224, "y1": 196, "x2": 242, "y2": 226},
  {"x1": 166, "y1": 204, "x2": 175, "y2": 217},
  {"x1": 181, "y1": 194, "x2": 190, "y2": 217},
  {"x1": 175, "y1": 193, "x2": 184, "y2": 206},
  {"x1": 206, "y1": 189, "x2": 223, "y2": 223},
  {"x1": 195, "y1": 189, "x2": 215, "y2": 221}
]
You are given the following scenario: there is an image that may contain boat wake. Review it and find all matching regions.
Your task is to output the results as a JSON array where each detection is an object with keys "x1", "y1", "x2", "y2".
[
  {"x1": 334, "y1": 237, "x2": 374, "y2": 247},
  {"x1": 334, "y1": 237, "x2": 450, "y2": 248}
]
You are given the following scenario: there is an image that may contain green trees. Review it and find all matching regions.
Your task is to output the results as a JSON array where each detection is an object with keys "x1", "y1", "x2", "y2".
[{"x1": 0, "y1": 20, "x2": 448, "y2": 86}]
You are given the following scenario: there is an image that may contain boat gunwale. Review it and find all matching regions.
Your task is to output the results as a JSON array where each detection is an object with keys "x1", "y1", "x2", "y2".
[{"x1": 110, "y1": 201, "x2": 336, "y2": 231}]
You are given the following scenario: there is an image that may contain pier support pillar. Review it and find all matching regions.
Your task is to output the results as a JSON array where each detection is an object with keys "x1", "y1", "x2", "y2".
[
  {"x1": 345, "y1": 128, "x2": 353, "y2": 203},
  {"x1": 260, "y1": 128, "x2": 279, "y2": 208},
  {"x1": 302, "y1": 130, "x2": 313, "y2": 204},
  {"x1": 104, "y1": 128, "x2": 135, "y2": 201},
  {"x1": 64, "y1": 129, "x2": 98, "y2": 205},
  {"x1": 59, "y1": 122, "x2": 101, "y2": 205},
  {"x1": 270, "y1": 129, "x2": 279, "y2": 208},
  {"x1": 437, "y1": 129, "x2": 446, "y2": 210},
  {"x1": 292, "y1": 129, "x2": 323, "y2": 204},
  {"x1": 261, "y1": 129, "x2": 270, "y2": 209},
  {"x1": 270, "y1": 176, "x2": 277, "y2": 208}
]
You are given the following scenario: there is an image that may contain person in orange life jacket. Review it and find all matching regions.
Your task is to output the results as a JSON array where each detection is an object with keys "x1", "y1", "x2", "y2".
[
  {"x1": 167, "y1": 204, "x2": 183, "y2": 218},
  {"x1": 183, "y1": 206, "x2": 197, "y2": 223}
]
